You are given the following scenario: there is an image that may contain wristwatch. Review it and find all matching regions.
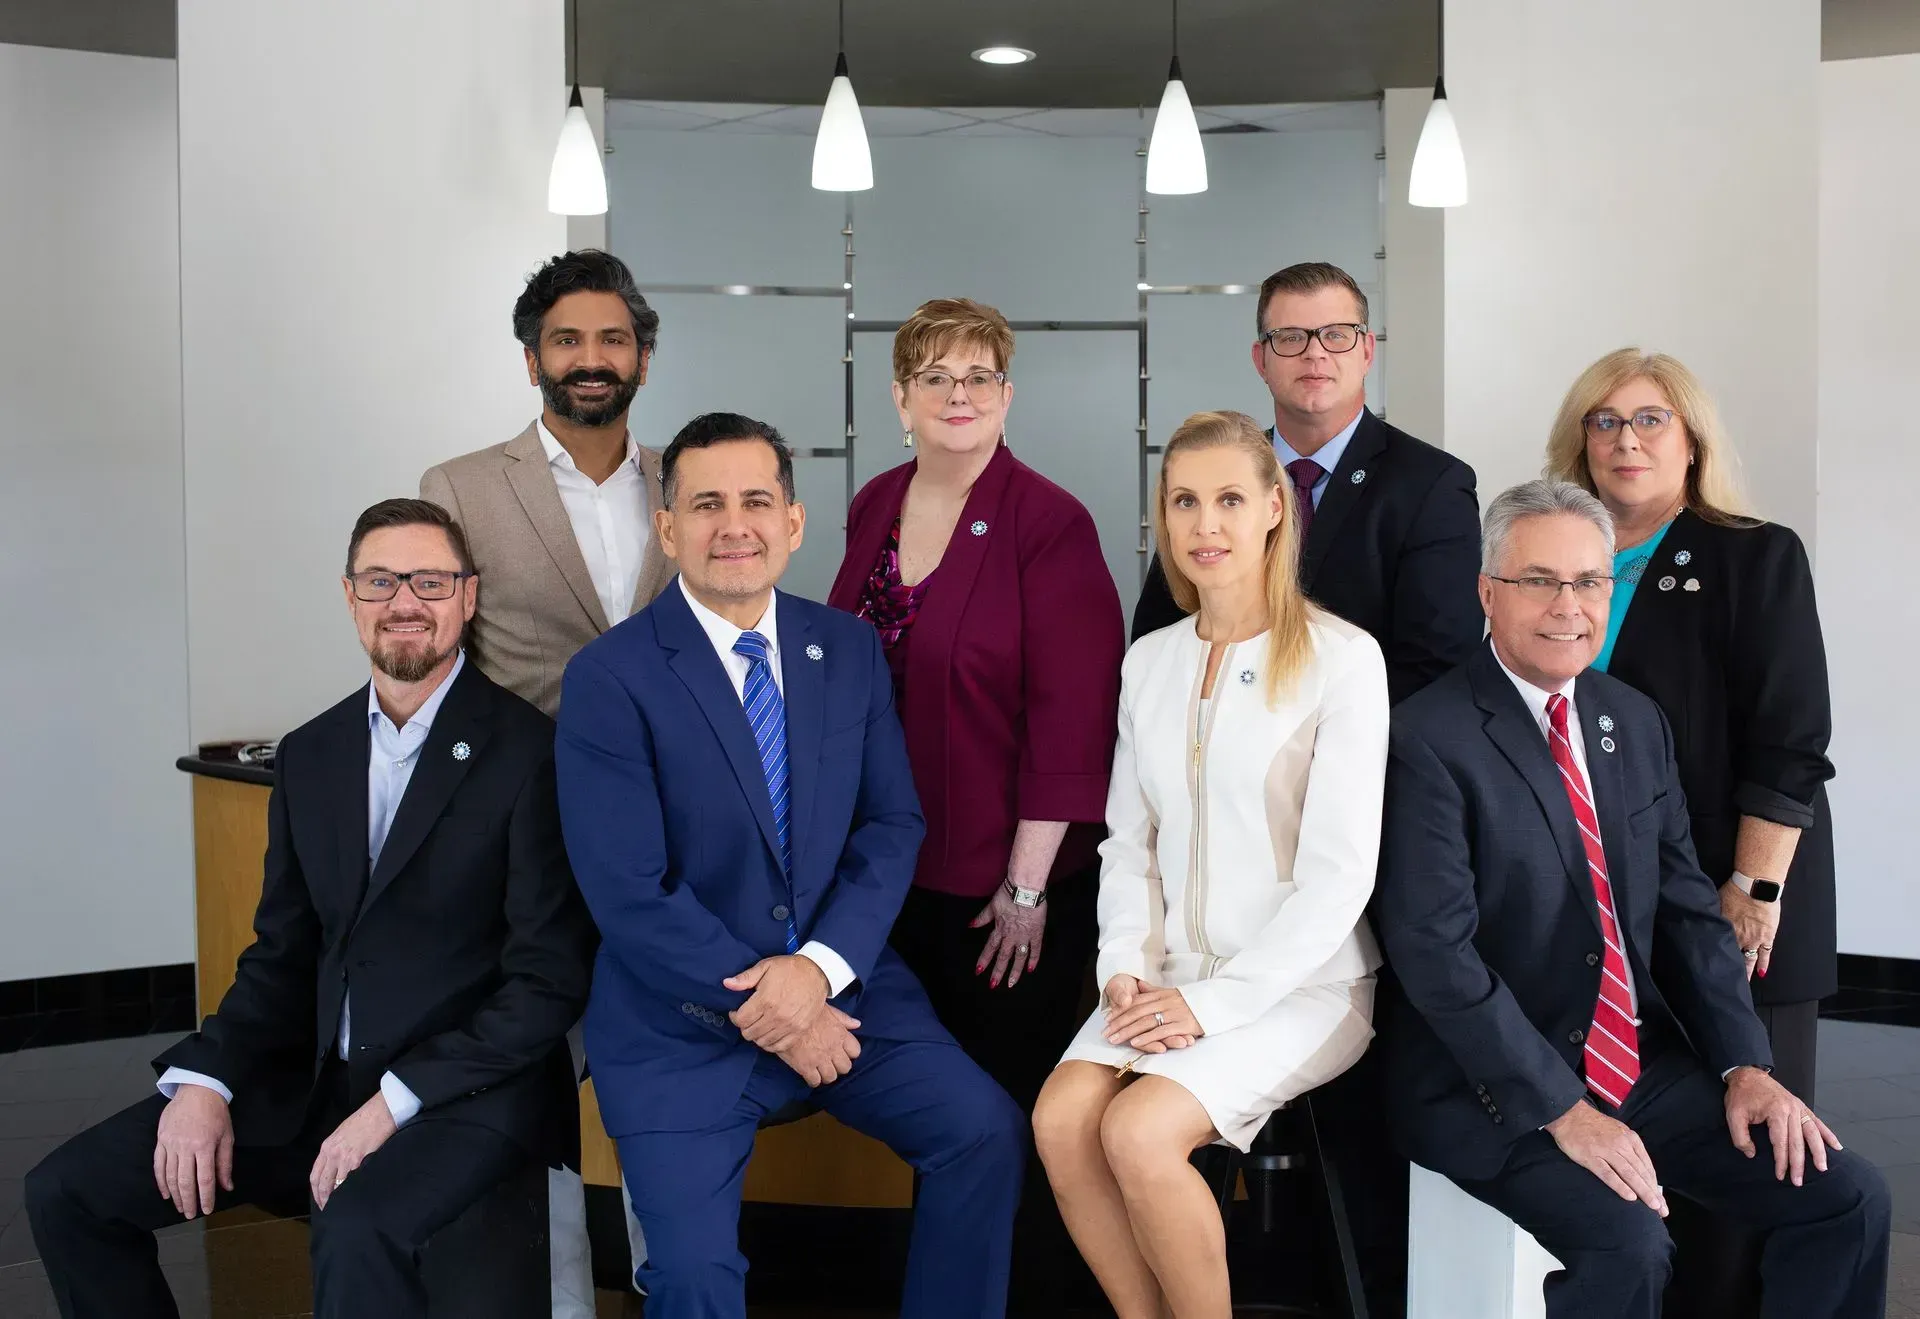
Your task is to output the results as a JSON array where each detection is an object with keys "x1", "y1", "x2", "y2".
[
  {"x1": 1731, "y1": 870, "x2": 1782, "y2": 904},
  {"x1": 1004, "y1": 879, "x2": 1047, "y2": 908}
]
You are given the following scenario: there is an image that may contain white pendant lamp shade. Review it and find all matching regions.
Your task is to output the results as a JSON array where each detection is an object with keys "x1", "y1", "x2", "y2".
[
  {"x1": 548, "y1": 87, "x2": 608, "y2": 215},
  {"x1": 811, "y1": 54, "x2": 874, "y2": 192},
  {"x1": 1409, "y1": 77, "x2": 1468, "y2": 207},
  {"x1": 1145, "y1": 57, "x2": 1207, "y2": 195}
]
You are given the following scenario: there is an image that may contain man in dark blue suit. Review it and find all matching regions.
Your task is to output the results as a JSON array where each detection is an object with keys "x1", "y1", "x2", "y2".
[
  {"x1": 554, "y1": 412, "x2": 1024, "y2": 1318},
  {"x1": 1375, "y1": 479, "x2": 1889, "y2": 1319}
]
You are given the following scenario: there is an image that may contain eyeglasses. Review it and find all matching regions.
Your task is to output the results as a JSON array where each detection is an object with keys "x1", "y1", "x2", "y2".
[
  {"x1": 1484, "y1": 574, "x2": 1615, "y2": 603},
  {"x1": 348, "y1": 569, "x2": 472, "y2": 602},
  {"x1": 1583, "y1": 408, "x2": 1678, "y2": 441},
  {"x1": 1257, "y1": 323, "x2": 1367, "y2": 357},
  {"x1": 907, "y1": 368, "x2": 1007, "y2": 403}
]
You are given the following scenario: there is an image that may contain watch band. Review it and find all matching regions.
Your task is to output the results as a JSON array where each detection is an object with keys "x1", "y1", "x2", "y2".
[{"x1": 1731, "y1": 870, "x2": 1782, "y2": 904}]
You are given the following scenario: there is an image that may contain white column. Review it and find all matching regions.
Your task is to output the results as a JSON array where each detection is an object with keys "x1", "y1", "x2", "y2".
[
  {"x1": 177, "y1": 0, "x2": 568, "y2": 740},
  {"x1": 1439, "y1": 0, "x2": 1820, "y2": 528}
]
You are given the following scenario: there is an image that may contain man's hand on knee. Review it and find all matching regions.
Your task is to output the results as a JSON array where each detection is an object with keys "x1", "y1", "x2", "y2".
[
  {"x1": 773, "y1": 1007, "x2": 863, "y2": 1087},
  {"x1": 1724, "y1": 1065, "x2": 1843, "y2": 1187},
  {"x1": 153, "y1": 1085, "x2": 234, "y2": 1219},
  {"x1": 725, "y1": 955, "x2": 831, "y2": 1050},
  {"x1": 1546, "y1": 1099, "x2": 1668, "y2": 1217},
  {"x1": 309, "y1": 1093, "x2": 399, "y2": 1210}
]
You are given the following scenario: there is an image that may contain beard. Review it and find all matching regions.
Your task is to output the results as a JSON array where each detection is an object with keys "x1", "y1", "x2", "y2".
[
  {"x1": 370, "y1": 617, "x2": 461, "y2": 683},
  {"x1": 538, "y1": 362, "x2": 642, "y2": 427}
]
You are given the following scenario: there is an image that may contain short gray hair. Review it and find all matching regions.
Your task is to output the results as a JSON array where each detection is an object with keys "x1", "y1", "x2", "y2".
[{"x1": 1481, "y1": 479, "x2": 1615, "y2": 573}]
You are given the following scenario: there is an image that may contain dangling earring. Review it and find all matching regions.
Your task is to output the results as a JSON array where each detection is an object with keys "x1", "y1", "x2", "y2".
[{"x1": 902, "y1": 428, "x2": 915, "y2": 448}]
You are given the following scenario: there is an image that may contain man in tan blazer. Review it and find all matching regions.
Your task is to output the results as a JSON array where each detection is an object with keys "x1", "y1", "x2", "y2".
[{"x1": 421, "y1": 250, "x2": 670, "y2": 1315}]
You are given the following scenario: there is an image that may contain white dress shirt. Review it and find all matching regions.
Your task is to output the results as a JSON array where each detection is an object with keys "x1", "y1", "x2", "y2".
[
  {"x1": 538, "y1": 419, "x2": 652, "y2": 626},
  {"x1": 678, "y1": 578, "x2": 856, "y2": 997},
  {"x1": 157, "y1": 655, "x2": 469, "y2": 1125}
]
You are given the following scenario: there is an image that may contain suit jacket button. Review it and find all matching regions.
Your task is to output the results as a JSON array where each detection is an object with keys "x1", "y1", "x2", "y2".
[
  {"x1": 1493, "y1": 1115, "x2": 1505, "y2": 1125},
  {"x1": 1586, "y1": 952, "x2": 1601, "y2": 967},
  {"x1": 681, "y1": 1002, "x2": 694, "y2": 1014},
  {"x1": 1569, "y1": 1029, "x2": 1585, "y2": 1044},
  {"x1": 772, "y1": 904, "x2": 790, "y2": 922}
]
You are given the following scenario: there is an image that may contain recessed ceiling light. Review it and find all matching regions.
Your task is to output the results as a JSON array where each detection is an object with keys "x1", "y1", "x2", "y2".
[{"x1": 971, "y1": 46, "x2": 1036, "y2": 65}]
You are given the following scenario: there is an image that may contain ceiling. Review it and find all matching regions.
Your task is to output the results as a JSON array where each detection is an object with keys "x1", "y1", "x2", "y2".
[{"x1": 6, "y1": 0, "x2": 1920, "y2": 104}]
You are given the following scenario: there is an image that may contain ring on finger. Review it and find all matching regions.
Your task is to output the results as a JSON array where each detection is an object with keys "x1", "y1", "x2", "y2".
[
  {"x1": 1742, "y1": 949, "x2": 1758, "y2": 959},
  {"x1": 1153, "y1": 1010, "x2": 1167, "y2": 1026},
  {"x1": 1800, "y1": 1115, "x2": 1817, "y2": 1125}
]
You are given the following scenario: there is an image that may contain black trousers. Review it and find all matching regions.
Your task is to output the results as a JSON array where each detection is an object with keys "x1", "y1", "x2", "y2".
[
  {"x1": 25, "y1": 1067, "x2": 525, "y2": 1319},
  {"x1": 1455, "y1": 1045, "x2": 1888, "y2": 1319},
  {"x1": 889, "y1": 870, "x2": 1101, "y2": 1315},
  {"x1": 1662, "y1": 998, "x2": 1821, "y2": 1317}
]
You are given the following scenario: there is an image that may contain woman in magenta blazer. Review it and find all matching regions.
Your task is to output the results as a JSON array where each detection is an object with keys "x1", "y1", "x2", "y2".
[{"x1": 829, "y1": 297, "x2": 1124, "y2": 1309}]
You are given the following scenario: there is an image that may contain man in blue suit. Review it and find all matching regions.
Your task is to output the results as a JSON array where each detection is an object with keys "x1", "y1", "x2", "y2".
[{"x1": 555, "y1": 411, "x2": 1024, "y2": 1317}]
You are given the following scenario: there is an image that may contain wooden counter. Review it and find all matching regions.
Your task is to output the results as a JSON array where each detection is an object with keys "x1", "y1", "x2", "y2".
[{"x1": 178, "y1": 759, "x2": 913, "y2": 1207}]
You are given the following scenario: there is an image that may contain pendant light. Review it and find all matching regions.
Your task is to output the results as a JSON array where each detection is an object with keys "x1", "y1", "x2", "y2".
[
  {"x1": 811, "y1": 0, "x2": 874, "y2": 192},
  {"x1": 548, "y1": 0, "x2": 608, "y2": 216},
  {"x1": 1408, "y1": 0, "x2": 1468, "y2": 208},
  {"x1": 1145, "y1": 0, "x2": 1207, "y2": 195}
]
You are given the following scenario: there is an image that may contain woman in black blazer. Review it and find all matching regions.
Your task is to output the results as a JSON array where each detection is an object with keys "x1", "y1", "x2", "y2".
[{"x1": 1547, "y1": 347, "x2": 1835, "y2": 1315}]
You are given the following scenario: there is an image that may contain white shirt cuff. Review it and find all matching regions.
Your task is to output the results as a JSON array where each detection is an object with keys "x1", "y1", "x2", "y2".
[
  {"x1": 797, "y1": 942, "x2": 857, "y2": 998},
  {"x1": 380, "y1": 1070, "x2": 424, "y2": 1127},
  {"x1": 156, "y1": 1068, "x2": 233, "y2": 1104}
]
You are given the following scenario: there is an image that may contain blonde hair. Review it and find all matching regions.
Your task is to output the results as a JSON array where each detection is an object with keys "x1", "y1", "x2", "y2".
[
  {"x1": 1155, "y1": 410, "x2": 1315, "y2": 704},
  {"x1": 1544, "y1": 348, "x2": 1750, "y2": 525},
  {"x1": 892, "y1": 298, "x2": 1015, "y2": 381}
]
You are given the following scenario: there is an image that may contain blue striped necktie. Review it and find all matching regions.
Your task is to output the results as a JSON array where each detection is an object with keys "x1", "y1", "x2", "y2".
[{"x1": 733, "y1": 630, "x2": 799, "y2": 954}]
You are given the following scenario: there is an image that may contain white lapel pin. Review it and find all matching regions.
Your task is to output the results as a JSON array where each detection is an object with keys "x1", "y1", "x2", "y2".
[
  {"x1": 970, "y1": 520, "x2": 989, "y2": 536},
  {"x1": 805, "y1": 644, "x2": 824, "y2": 661},
  {"x1": 1598, "y1": 715, "x2": 1614, "y2": 732},
  {"x1": 1600, "y1": 736, "x2": 1617, "y2": 754},
  {"x1": 1683, "y1": 578, "x2": 1700, "y2": 592},
  {"x1": 1673, "y1": 550, "x2": 1692, "y2": 566},
  {"x1": 451, "y1": 741, "x2": 471, "y2": 761},
  {"x1": 1657, "y1": 575, "x2": 1677, "y2": 592},
  {"x1": 1350, "y1": 469, "x2": 1366, "y2": 484},
  {"x1": 1238, "y1": 669, "x2": 1256, "y2": 685}
]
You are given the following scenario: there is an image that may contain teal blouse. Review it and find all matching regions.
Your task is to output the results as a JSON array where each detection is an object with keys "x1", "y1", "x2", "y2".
[{"x1": 1592, "y1": 520, "x2": 1673, "y2": 672}]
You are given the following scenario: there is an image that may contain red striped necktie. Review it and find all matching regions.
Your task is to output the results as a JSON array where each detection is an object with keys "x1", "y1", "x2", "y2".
[{"x1": 1546, "y1": 693, "x2": 1640, "y2": 1107}]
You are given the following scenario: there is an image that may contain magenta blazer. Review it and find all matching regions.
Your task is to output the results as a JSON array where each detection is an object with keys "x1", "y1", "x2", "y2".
[{"x1": 828, "y1": 444, "x2": 1125, "y2": 898}]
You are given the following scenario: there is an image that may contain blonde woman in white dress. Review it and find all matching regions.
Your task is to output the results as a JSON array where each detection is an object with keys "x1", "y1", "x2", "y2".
[{"x1": 1031, "y1": 409, "x2": 1389, "y2": 1318}]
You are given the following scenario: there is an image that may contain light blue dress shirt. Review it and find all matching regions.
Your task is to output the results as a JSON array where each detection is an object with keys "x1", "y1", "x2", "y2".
[
  {"x1": 157, "y1": 654, "x2": 469, "y2": 1126},
  {"x1": 1272, "y1": 407, "x2": 1365, "y2": 510}
]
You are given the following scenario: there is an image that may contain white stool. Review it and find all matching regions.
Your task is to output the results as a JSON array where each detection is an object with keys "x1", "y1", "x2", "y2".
[{"x1": 1406, "y1": 1163, "x2": 1561, "y2": 1319}]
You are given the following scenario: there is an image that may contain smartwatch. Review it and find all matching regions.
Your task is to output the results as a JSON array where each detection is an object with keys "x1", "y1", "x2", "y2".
[{"x1": 1731, "y1": 871, "x2": 1782, "y2": 904}]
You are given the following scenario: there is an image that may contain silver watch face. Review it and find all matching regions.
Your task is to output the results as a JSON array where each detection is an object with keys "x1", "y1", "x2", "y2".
[{"x1": 1011, "y1": 888, "x2": 1042, "y2": 907}]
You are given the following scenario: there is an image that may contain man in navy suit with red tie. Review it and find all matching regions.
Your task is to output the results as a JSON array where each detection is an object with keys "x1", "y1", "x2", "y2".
[
  {"x1": 1375, "y1": 479, "x2": 1888, "y2": 1318},
  {"x1": 554, "y1": 412, "x2": 1023, "y2": 1318}
]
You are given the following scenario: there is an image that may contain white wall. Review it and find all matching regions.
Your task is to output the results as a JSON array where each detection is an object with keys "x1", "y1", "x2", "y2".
[
  {"x1": 605, "y1": 105, "x2": 1383, "y2": 601},
  {"x1": 1382, "y1": 87, "x2": 1444, "y2": 447},
  {"x1": 1818, "y1": 54, "x2": 1920, "y2": 960},
  {"x1": 0, "y1": 44, "x2": 192, "y2": 979},
  {"x1": 1441, "y1": 0, "x2": 1821, "y2": 530},
  {"x1": 177, "y1": 0, "x2": 568, "y2": 741}
]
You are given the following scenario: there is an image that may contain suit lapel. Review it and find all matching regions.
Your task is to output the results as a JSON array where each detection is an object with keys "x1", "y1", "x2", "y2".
[
  {"x1": 324, "y1": 696, "x2": 373, "y2": 916},
  {"x1": 901, "y1": 442, "x2": 1016, "y2": 733},
  {"x1": 1576, "y1": 674, "x2": 1634, "y2": 943},
  {"x1": 1606, "y1": 507, "x2": 1699, "y2": 675},
  {"x1": 1469, "y1": 648, "x2": 1601, "y2": 936},
  {"x1": 777, "y1": 595, "x2": 825, "y2": 894},
  {"x1": 654, "y1": 585, "x2": 785, "y2": 870},
  {"x1": 1296, "y1": 409, "x2": 1387, "y2": 589},
  {"x1": 502, "y1": 422, "x2": 610, "y2": 634},
  {"x1": 630, "y1": 445, "x2": 674, "y2": 613},
  {"x1": 356, "y1": 664, "x2": 493, "y2": 922}
]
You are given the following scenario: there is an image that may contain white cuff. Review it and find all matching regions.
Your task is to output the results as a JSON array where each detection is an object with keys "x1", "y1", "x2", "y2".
[
  {"x1": 156, "y1": 1068, "x2": 233, "y2": 1105},
  {"x1": 380, "y1": 1070, "x2": 424, "y2": 1127},
  {"x1": 797, "y1": 942, "x2": 857, "y2": 998}
]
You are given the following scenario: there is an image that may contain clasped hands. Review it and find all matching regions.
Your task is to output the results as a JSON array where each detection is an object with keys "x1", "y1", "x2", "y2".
[
  {"x1": 1544, "y1": 1065, "x2": 1843, "y2": 1217},
  {"x1": 726, "y1": 955, "x2": 860, "y2": 1087},
  {"x1": 1102, "y1": 974, "x2": 1202, "y2": 1052}
]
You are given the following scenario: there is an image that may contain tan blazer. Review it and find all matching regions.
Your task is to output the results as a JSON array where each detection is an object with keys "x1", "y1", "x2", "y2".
[{"x1": 420, "y1": 422, "x2": 675, "y2": 716}]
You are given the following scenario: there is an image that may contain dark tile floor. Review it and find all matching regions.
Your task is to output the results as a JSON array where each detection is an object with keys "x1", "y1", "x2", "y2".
[{"x1": 6, "y1": 1024, "x2": 1920, "y2": 1315}]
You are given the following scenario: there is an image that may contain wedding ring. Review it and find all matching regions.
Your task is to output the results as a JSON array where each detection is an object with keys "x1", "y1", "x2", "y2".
[
  {"x1": 1742, "y1": 949, "x2": 1758, "y2": 960},
  {"x1": 1153, "y1": 1011, "x2": 1167, "y2": 1026},
  {"x1": 1801, "y1": 1115, "x2": 1817, "y2": 1125},
  {"x1": 333, "y1": 1175, "x2": 345, "y2": 1188}
]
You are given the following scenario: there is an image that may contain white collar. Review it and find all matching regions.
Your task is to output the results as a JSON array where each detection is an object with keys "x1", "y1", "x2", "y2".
[
  {"x1": 679, "y1": 576, "x2": 779, "y2": 656},
  {"x1": 367, "y1": 649, "x2": 466, "y2": 734},
  {"x1": 1489, "y1": 639, "x2": 1576, "y2": 729},
  {"x1": 536, "y1": 417, "x2": 639, "y2": 475}
]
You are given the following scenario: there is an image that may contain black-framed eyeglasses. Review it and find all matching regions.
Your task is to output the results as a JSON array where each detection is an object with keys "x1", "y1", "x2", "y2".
[
  {"x1": 1582, "y1": 408, "x2": 1678, "y2": 441},
  {"x1": 1484, "y1": 574, "x2": 1615, "y2": 603},
  {"x1": 1257, "y1": 323, "x2": 1367, "y2": 357},
  {"x1": 907, "y1": 368, "x2": 1008, "y2": 403},
  {"x1": 348, "y1": 569, "x2": 473, "y2": 602}
]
